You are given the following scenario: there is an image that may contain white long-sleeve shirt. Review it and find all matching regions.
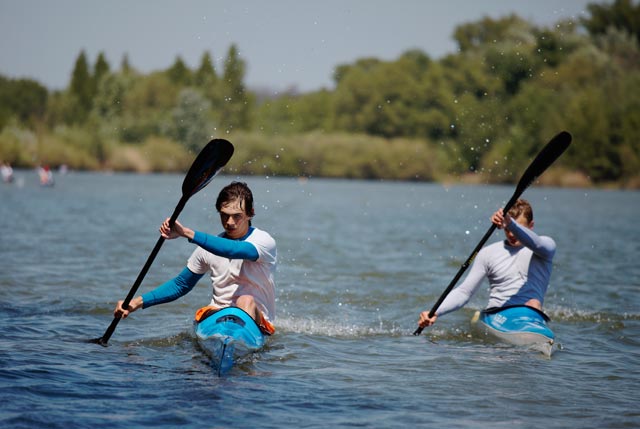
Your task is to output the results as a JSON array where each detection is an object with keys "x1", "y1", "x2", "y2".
[{"x1": 436, "y1": 221, "x2": 556, "y2": 317}]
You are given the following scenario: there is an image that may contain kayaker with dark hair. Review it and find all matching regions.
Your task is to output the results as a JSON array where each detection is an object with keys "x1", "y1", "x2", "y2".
[
  {"x1": 417, "y1": 199, "x2": 556, "y2": 329},
  {"x1": 114, "y1": 181, "x2": 277, "y2": 335}
]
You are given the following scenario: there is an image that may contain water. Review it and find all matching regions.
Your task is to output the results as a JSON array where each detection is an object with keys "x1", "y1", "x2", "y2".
[{"x1": 1, "y1": 171, "x2": 639, "y2": 428}]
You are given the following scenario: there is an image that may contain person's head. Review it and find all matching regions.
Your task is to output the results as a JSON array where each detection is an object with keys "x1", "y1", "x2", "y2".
[
  {"x1": 216, "y1": 182, "x2": 255, "y2": 239},
  {"x1": 504, "y1": 199, "x2": 534, "y2": 246}
]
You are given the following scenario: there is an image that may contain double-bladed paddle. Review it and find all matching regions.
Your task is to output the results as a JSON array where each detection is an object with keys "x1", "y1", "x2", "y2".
[
  {"x1": 91, "y1": 138, "x2": 234, "y2": 346},
  {"x1": 413, "y1": 131, "x2": 572, "y2": 336}
]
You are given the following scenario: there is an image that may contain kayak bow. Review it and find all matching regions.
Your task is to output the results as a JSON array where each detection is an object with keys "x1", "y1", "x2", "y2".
[
  {"x1": 193, "y1": 307, "x2": 265, "y2": 376},
  {"x1": 472, "y1": 305, "x2": 555, "y2": 356}
]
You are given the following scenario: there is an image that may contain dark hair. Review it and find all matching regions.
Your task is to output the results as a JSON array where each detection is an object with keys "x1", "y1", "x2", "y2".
[
  {"x1": 216, "y1": 181, "x2": 255, "y2": 217},
  {"x1": 508, "y1": 199, "x2": 533, "y2": 223}
]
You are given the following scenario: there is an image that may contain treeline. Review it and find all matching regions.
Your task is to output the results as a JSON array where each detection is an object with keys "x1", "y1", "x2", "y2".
[{"x1": 1, "y1": 0, "x2": 639, "y2": 187}]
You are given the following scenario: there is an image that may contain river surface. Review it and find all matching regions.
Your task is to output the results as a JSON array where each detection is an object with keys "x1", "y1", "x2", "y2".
[{"x1": 1, "y1": 171, "x2": 639, "y2": 428}]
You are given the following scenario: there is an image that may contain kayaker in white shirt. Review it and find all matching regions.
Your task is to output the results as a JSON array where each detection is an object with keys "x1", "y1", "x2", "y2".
[
  {"x1": 418, "y1": 199, "x2": 556, "y2": 330},
  {"x1": 114, "y1": 181, "x2": 278, "y2": 335}
]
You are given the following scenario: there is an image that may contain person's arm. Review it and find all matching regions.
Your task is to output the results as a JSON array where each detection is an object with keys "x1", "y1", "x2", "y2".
[
  {"x1": 113, "y1": 267, "x2": 203, "y2": 318},
  {"x1": 159, "y1": 218, "x2": 259, "y2": 260},
  {"x1": 435, "y1": 257, "x2": 487, "y2": 317},
  {"x1": 190, "y1": 231, "x2": 259, "y2": 261},
  {"x1": 506, "y1": 221, "x2": 556, "y2": 260},
  {"x1": 418, "y1": 254, "x2": 488, "y2": 328},
  {"x1": 140, "y1": 266, "x2": 203, "y2": 308}
]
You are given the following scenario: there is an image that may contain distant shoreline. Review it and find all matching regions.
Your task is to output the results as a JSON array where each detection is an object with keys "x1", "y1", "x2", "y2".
[{"x1": 5, "y1": 167, "x2": 638, "y2": 191}]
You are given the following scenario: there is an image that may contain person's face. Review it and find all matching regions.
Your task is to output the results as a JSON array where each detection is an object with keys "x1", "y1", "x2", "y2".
[
  {"x1": 504, "y1": 214, "x2": 534, "y2": 247},
  {"x1": 219, "y1": 198, "x2": 251, "y2": 239}
]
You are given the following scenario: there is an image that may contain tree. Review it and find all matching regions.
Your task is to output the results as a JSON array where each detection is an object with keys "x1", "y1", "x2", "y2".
[
  {"x1": 195, "y1": 51, "x2": 217, "y2": 87},
  {"x1": 69, "y1": 50, "x2": 93, "y2": 123},
  {"x1": 0, "y1": 76, "x2": 48, "y2": 128},
  {"x1": 254, "y1": 89, "x2": 334, "y2": 134},
  {"x1": 219, "y1": 44, "x2": 251, "y2": 130},
  {"x1": 119, "y1": 72, "x2": 178, "y2": 143},
  {"x1": 484, "y1": 45, "x2": 537, "y2": 95},
  {"x1": 333, "y1": 52, "x2": 457, "y2": 140},
  {"x1": 453, "y1": 15, "x2": 534, "y2": 52},
  {"x1": 170, "y1": 88, "x2": 213, "y2": 152},
  {"x1": 582, "y1": 0, "x2": 640, "y2": 43},
  {"x1": 166, "y1": 55, "x2": 191, "y2": 86},
  {"x1": 120, "y1": 53, "x2": 134, "y2": 75},
  {"x1": 94, "y1": 52, "x2": 111, "y2": 86}
]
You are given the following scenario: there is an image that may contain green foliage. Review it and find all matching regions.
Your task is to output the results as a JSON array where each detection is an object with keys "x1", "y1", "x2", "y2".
[
  {"x1": 93, "y1": 72, "x2": 178, "y2": 143},
  {"x1": 3, "y1": 4, "x2": 639, "y2": 187},
  {"x1": 120, "y1": 53, "x2": 134, "y2": 74},
  {"x1": 219, "y1": 44, "x2": 251, "y2": 131},
  {"x1": 69, "y1": 50, "x2": 94, "y2": 123},
  {"x1": 195, "y1": 51, "x2": 218, "y2": 87},
  {"x1": 582, "y1": 0, "x2": 640, "y2": 43},
  {"x1": 0, "y1": 124, "x2": 38, "y2": 166},
  {"x1": 93, "y1": 52, "x2": 111, "y2": 91},
  {"x1": 166, "y1": 56, "x2": 192, "y2": 86},
  {"x1": 0, "y1": 76, "x2": 48, "y2": 128},
  {"x1": 227, "y1": 132, "x2": 440, "y2": 181},
  {"x1": 453, "y1": 15, "x2": 533, "y2": 52},
  {"x1": 254, "y1": 89, "x2": 334, "y2": 134},
  {"x1": 107, "y1": 137, "x2": 193, "y2": 172},
  {"x1": 170, "y1": 88, "x2": 214, "y2": 152}
]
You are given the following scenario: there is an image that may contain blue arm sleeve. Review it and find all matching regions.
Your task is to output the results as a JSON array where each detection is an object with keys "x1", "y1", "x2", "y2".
[
  {"x1": 141, "y1": 267, "x2": 203, "y2": 308},
  {"x1": 190, "y1": 231, "x2": 259, "y2": 261},
  {"x1": 506, "y1": 221, "x2": 556, "y2": 260}
]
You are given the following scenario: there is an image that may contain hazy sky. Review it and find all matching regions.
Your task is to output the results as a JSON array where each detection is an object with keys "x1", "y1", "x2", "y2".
[{"x1": 1, "y1": 0, "x2": 604, "y2": 93}]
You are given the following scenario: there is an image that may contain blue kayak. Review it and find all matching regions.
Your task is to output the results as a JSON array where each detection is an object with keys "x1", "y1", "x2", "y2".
[
  {"x1": 193, "y1": 307, "x2": 265, "y2": 376},
  {"x1": 473, "y1": 305, "x2": 555, "y2": 356}
]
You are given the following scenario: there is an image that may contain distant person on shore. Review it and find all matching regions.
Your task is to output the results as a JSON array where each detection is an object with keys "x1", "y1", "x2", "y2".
[
  {"x1": 1, "y1": 162, "x2": 14, "y2": 183},
  {"x1": 417, "y1": 199, "x2": 556, "y2": 329},
  {"x1": 114, "y1": 181, "x2": 278, "y2": 335}
]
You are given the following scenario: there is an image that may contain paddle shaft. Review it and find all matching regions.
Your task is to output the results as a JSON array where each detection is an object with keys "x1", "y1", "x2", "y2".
[{"x1": 96, "y1": 196, "x2": 187, "y2": 346}]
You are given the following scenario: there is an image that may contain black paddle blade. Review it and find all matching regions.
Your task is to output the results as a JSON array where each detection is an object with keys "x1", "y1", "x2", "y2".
[
  {"x1": 182, "y1": 139, "x2": 234, "y2": 197},
  {"x1": 515, "y1": 131, "x2": 572, "y2": 196}
]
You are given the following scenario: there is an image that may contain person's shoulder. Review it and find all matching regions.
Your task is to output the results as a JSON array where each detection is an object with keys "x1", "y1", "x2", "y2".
[
  {"x1": 539, "y1": 235, "x2": 557, "y2": 250},
  {"x1": 248, "y1": 227, "x2": 276, "y2": 245}
]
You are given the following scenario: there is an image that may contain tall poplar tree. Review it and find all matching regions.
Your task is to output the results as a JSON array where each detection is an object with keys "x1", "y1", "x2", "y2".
[
  {"x1": 195, "y1": 51, "x2": 217, "y2": 87},
  {"x1": 166, "y1": 56, "x2": 191, "y2": 86},
  {"x1": 69, "y1": 50, "x2": 93, "y2": 123},
  {"x1": 220, "y1": 44, "x2": 251, "y2": 130},
  {"x1": 94, "y1": 52, "x2": 110, "y2": 85},
  {"x1": 120, "y1": 53, "x2": 133, "y2": 75}
]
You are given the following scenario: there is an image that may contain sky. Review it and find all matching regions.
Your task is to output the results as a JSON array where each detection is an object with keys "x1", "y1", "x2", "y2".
[{"x1": 0, "y1": 0, "x2": 605, "y2": 93}]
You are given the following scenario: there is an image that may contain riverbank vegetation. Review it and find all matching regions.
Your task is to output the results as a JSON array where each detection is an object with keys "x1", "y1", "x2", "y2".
[{"x1": 1, "y1": 1, "x2": 639, "y2": 188}]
